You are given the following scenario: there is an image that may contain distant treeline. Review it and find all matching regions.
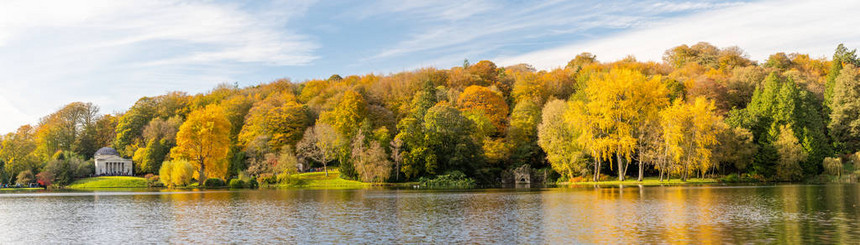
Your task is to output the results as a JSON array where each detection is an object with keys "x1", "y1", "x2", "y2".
[{"x1": 2, "y1": 42, "x2": 859, "y2": 186}]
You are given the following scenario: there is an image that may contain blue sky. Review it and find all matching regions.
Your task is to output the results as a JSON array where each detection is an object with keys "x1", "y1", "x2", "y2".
[{"x1": 0, "y1": 0, "x2": 858, "y2": 133}]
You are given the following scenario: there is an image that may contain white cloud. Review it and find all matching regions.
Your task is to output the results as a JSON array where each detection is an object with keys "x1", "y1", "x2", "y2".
[
  {"x1": 362, "y1": 0, "x2": 739, "y2": 65},
  {"x1": 495, "y1": 0, "x2": 860, "y2": 70},
  {"x1": 350, "y1": 0, "x2": 496, "y2": 22},
  {"x1": 0, "y1": 0, "x2": 317, "y2": 132}
]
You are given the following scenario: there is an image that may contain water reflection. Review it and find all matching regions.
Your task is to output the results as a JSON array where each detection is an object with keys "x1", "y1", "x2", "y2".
[{"x1": 0, "y1": 185, "x2": 858, "y2": 243}]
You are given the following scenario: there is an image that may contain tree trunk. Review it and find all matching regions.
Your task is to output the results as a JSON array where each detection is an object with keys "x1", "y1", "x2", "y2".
[
  {"x1": 682, "y1": 162, "x2": 688, "y2": 182},
  {"x1": 638, "y1": 161, "x2": 644, "y2": 182},
  {"x1": 395, "y1": 161, "x2": 400, "y2": 181},
  {"x1": 198, "y1": 158, "x2": 206, "y2": 186},
  {"x1": 623, "y1": 159, "x2": 631, "y2": 179},
  {"x1": 594, "y1": 158, "x2": 601, "y2": 182},
  {"x1": 617, "y1": 154, "x2": 625, "y2": 181}
]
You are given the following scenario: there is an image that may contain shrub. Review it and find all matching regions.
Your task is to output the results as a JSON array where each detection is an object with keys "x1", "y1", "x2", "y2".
[
  {"x1": 720, "y1": 173, "x2": 740, "y2": 183},
  {"x1": 419, "y1": 171, "x2": 476, "y2": 188},
  {"x1": 228, "y1": 179, "x2": 244, "y2": 188},
  {"x1": 144, "y1": 174, "x2": 163, "y2": 188},
  {"x1": 42, "y1": 156, "x2": 92, "y2": 186},
  {"x1": 276, "y1": 171, "x2": 295, "y2": 184},
  {"x1": 258, "y1": 173, "x2": 276, "y2": 185},
  {"x1": 36, "y1": 171, "x2": 54, "y2": 187},
  {"x1": 159, "y1": 160, "x2": 195, "y2": 188},
  {"x1": 567, "y1": 176, "x2": 585, "y2": 183},
  {"x1": 203, "y1": 178, "x2": 225, "y2": 187},
  {"x1": 246, "y1": 178, "x2": 259, "y2": 188},
  {"x1": 823, "y1": 157, "x2": 843, "y2": 177},
  {"x1": 16, "y1": 170, "x2": 34, "y2": 185},
  {"x1": 237, "y1": 171, "x2": 257, "y2": 188}
]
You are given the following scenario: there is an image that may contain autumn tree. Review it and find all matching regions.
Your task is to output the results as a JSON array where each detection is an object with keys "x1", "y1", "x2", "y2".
[
  {"x1": 239, "y1": 92, "x2": 309, "y2": 150},
  {"x1": 159, "y1": 159, "x2": 195, "y2": 188},
  {"x1": 390, "y1": 138, "x2": 404, "y2": 181},
  {"x1": 34, "y1": 102, "x2": 100, "y2": 160},
  {"x1": 764, "y1": 52, "x2": 792, "y2": 71},
  {"x1": 94, "y1": 114, "x2": 118, "y2": 150},
  {"x1": 724, "y1": 66, "x2": 767, "y2": 109},
  {"x1": 296, "y1": 123, "x2": 340, "y2": 176},
  {"x1": 133, "y1": 116, "x2": 182, "y2": 174},
  {"x1": 457, "y1": 85, "x2": 509, "y2": 133},
  {"x1": 538, "y1": 99, "x2": 587, "y2": 180},
  {"x1": 663, "y1": 42, "x2": 720, "y2": 69},
  {"x1": 423, "y1": 103, "x2": 482, "y2": 176},
  {"x1": 828, "y1": 65, "x2": 860, "y2": 153},
  {"x1": 713, "y1": 127, "x2": 758, "y2": 174},
  {"x1": 507, "y1": 99, "x2": 543, "y2": 165},
  {"x1": 172, "y1": 105, "x2": 232, "y2": 185},
  {"x1": 319, "y1": 90, "x2": 367, "y2": 138},
  {"x1": 774, "y1": 125, "x2": 806, "y2": 181},
  {"x1": 395, "y1": 85, "x2": 437, "y2": 179},
  {"x1": 825, "y1": 44, "x2": 859, "y2": 108},
  {"x1": 351, "y1": 131, "x2": 393, "y2": 182},
  {"x1": 41, "y1": 154, "x2": 91, "y2": 186},
  {"x1": 16, "y1": 170, "x2": 34, "y2": 185},
  {"x1": 567, "y1": 52, "x2": 597, "y2": 71},
  {"x1": 717, "y1": 46, "x2": 752, "y2": 70},
  {"x1": 583, "y1": 68, "x2": 667, "y2": 181},
  {"x1": 115, "y1": 97, "x2": 158, "y2": 156},
  {"x1": 822, "y1": 157, "x2": 842, "y2": 178},
  {"x1": 661, "y1": 97, "x2": 722, "y2": 181},
  {"x1": 1, "y1": 125, "x2": 39, "y2": 184},
  {"x1": 510, "y1": 71, "x2": 549, "y2": 104}
]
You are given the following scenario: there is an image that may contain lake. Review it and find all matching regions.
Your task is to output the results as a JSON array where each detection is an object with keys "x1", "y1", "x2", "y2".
[{"x1": 0, "y1": 184, "x2": 858, "y2": 244}]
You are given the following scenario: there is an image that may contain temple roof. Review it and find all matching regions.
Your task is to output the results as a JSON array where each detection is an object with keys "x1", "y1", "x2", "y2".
[{"x1": 94, "y1": 147, "x2": 120, "y2": 157}]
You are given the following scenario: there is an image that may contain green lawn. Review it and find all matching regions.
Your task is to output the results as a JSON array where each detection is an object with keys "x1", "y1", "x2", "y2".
[
  {"x1": 0, "y1": 187, "x2": 43, "y2": 191},
  {"x1": 68, "y1": 176, "x2": 148, "y2": 189},
  {"x1": 563, "y1": 177, "x2": 719, "y2": 186},
  {"x1": 275, "y1": 170, "x2": 371, "y2": 189}
]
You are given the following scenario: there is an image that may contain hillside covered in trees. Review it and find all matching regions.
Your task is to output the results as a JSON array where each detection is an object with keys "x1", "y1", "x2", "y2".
[{"x1": 3, "y1": 42, "x2": 860, "y2": 187}]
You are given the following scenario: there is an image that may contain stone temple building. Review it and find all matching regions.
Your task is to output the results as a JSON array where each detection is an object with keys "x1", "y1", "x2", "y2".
[{"x1": 94, "y1": 147, "x2": 133, "y2": 176}]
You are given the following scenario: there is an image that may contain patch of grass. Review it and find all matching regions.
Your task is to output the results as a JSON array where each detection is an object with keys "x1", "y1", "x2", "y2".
[
  {"x1": 563, "y1": 177, "x2": 719, "y2": 186},
  {"x1": 0, "y1": 187, "x2": 43, "y2": 192},
  {"x1": 68, "y1": 176, "x2": 148, "y2": 189},
  {"x1": 275, "y1": 170, "x2": 371, "y2": 189}
]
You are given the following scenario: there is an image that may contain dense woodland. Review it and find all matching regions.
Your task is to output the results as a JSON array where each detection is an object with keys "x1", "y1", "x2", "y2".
[{"x1": 3, "y1": 42, "x2": 860, "y2": 187}]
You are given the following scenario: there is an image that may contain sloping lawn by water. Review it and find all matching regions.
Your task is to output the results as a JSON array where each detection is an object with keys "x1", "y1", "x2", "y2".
[
  {"x1": 0, "y1": 187, "x2": 43, "y2": 192},
  {"x1": 277, "y1": 170, "x2": 371, "y2": 189},
  {"x1": 68, "y1": 176, "x2": 148, "y2": 189}
]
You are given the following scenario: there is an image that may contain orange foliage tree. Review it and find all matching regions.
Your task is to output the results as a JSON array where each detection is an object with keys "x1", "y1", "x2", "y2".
[{"x1": 457, "y1": 85, "x2": 509, "y2": 133}]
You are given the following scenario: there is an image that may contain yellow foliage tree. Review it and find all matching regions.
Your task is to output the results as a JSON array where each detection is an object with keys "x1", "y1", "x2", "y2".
[
  {"x1": 583, "y1": 68, "x2": 667, "y2": 181},
  {"x1": 660, "y1": 97, "x2": 722, "y2": 181},
  {"x1": 173, "y1": 105, "x2": 232, "y2": 185},
  {"x1": 239, "y1": 92, "x2": 308, "y2": 150},
  {"x1": 159, "y1": 159, "x2": 194, "y2": 188},
  {"x1": 537, "y1": 99, "x2": 587, "y2": 180},
  {"x1": 319, "y1": 90, "x2": 367, "y2": 138}
]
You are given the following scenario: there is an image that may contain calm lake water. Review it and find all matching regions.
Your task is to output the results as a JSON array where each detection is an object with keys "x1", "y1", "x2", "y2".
[{"x1": 0, "y1": 184, "x2": 858, "y2": 244}]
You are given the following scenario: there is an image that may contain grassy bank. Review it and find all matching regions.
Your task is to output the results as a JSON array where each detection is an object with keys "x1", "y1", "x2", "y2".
[
  {"x1": 68, "y1": 176, "x2": 148, "y2": 189},
  {"x1": 275, "y1": 170, "x2": 371, "y2": 189},
  {"x1": 0, "y1": 187, "x2": 43, "y2": 191},
  {"x1": 562, "y1": 177, "x2": 719, "y2": 186}
]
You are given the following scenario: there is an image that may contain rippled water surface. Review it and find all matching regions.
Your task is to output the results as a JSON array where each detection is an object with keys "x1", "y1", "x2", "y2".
[{"x1": 0, "y1": 184, "x2": 858, "y2": 243}]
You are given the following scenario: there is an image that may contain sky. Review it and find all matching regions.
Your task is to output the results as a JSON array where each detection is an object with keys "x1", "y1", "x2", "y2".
[{"x1": 0, "y1": 0, "x2": 858, "y2": 133}]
